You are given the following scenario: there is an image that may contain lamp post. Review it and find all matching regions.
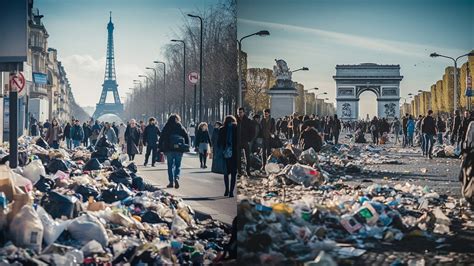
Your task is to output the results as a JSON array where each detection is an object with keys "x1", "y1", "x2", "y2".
[
  {"x1": 145, "y1": 67, "x2": 157, "y2": 117},
  {"x1": 430, "y1": 52, "x2": 474, "y2": 112},
  {"x1": 315, "y1": 92, "x2": 327, "y2": 115},
  {"x1": 154, "y1": 60, "x2": 166, "y2": 122},
  {"x1": 291, "y1": 67, "x2": 309, "y2": 73},
  {"x1": 187, "y1": 14, "x2": 203, "y2": 122},
  {"x1": 133, "y1": 80, "x2": 142, "y2": 119},
  {"x1": 304, "y1": 87, "x2": 318, "y2": 115},
  {"x1": 139, "y1": 75, "x2": 152, "y2": 119},
  {"x1": 172, "y1": 39, "x2": 186, "y2": 124},
  {"x1": 237, "y1": 30, "x2": 270, "y2": 107}
]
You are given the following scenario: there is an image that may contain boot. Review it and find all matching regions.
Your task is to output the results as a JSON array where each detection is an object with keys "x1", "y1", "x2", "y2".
[{"x1": 224, "y1": 175, "x2": 229, "y2": 196}]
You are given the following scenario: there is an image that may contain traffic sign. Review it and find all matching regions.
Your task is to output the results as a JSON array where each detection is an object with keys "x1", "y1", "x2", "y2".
[
  {"x1": 188, "y1": 71, "x2": 199, "y2": 84},
  {"x1": 9, "y1": 72, "x2": 25, "y2": 93}
]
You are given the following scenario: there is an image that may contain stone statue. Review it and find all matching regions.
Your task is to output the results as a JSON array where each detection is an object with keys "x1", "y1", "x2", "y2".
[{"x1": 273, "y1": 59, "x2": 292, "y2": 81}]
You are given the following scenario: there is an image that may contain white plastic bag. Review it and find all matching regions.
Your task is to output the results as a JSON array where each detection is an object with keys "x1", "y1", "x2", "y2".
[
  {"x1": 9, "y1": 205, "x2": 44, "y2": 252},
  {"x1": 36, "y1": 206, "x2": 70, "y2": 245},
  {"x1": 67, "y1": 213, "x2": 109, "y2": 247},
  {"x1": 12, "y1": 172, "x2": 33, "y2": 192},
  {"x1": 22, "y1": 160, "x2": 46, "y2": 184}
]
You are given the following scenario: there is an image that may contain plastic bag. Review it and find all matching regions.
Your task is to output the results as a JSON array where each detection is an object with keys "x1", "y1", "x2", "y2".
[
  {"x1": 36, "y1": 206, "x2": 70, "y2": 245},
  {"x1": 47, "y1": 158, "x2": 68, "y2": 174},
  {"x1": 264, "y1": 163, "x2": 280, "y2": 175},
  {"x1": 35, "y1": 137, "x2": 50, "y2": 149},
  {"x1": 41, "y1": 191, "x2": 79, "y2": 219},
  {"x1": 23, "y1": 160, "x2": 46, "y2": 184},
  {"x1": 83, "y1": 158, "x2": 102, "y2": 171},
  {"x1": 12, "y1": 172, "x2": 33, "y2": 192},
  {"x1": 100, "y1": 183, "x2": 133, "y2": 203},
  {"x1": 34, "y1": 175, "x2": 55, "y2": 192},
  {"x1": 9, "y1": 205, "x2": 44, "y2": 252},
  {"x1": 67, "y1": 213, "x2": 108, "y2": 247},
  {"x1": 127, "y1": 162, "x2": 137, "y2": 173},
  {"x1": 171, "y1": 213, "x2": 188, "y2": 233},
  {"x1": 75, "y1": 184, "x2": 100, "y2": 202},
  {"x1": 299, "y1": 148, "x2": 318, "y2": 165},
  {"x1": 284, "y1": 163, "x2": 323, "y2": 187},
  {"x1": 109, "y1": 168, "x2": 132, "y2": 186}
]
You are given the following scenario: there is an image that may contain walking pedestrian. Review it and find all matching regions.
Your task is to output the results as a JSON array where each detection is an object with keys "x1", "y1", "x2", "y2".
[
  {"x1": 237, "y1": 107, "x2": 254, "y2": 176},
  {"x1": 45, "y1": 118, "x2": 63, "y2": 149},
  {"x1": 370, "y1": 116, "x2": 379, "y2": 145},
  {"x1": 260, "y1": 109, "x2": 275, "y2": 169},
  {"x1": 332, "y1": 114, "x2": 341, "y2": 145},
  {"x1": 436, "y1": 116, "x2": 446, "y2": 145},
  {"x1": 118, "y1": 123, "x2": 126, "y2": 152},
  {"x1": 158, "y1": 114, "x2": 190, "y2": 189},
  {"x1": 392, "y1": 117, "x2": 401, "y2": 144},
  {"x1": 125, "y1": 119, "x2": 140, "y2": 161},
  {"x1": 30, "y1": 120, "x2": 39, "y2": 137},
  {"x1": 188, "y1": 124, "x2": 196, "y2": 147},
  {"x1": 63, "y1": 122, "x2": 72, "y2": 149},
  {"x1": 143, "y1": 117, "x2": 161, "y2": 167},
  {"x1": 211, "y1": 121, "x2": 225, "y2": 174},
  {"x1": 195, "y1": 122, "x2": 211, "y2": 169},
  {"x1": 421, "y1": 110, "x2": 436, "y2": 159},
  {"x1": 407, "y1": 115, "x2": 415, "y2": 147},
  {"x1": 460, "y1": 119, "x2": 474, "y2": 208},
  {"x1": 70, "y1": 119, "x2": 84, "y2": 148},
  {"x1": 138, "y1": 120, "x2": 145, "y2": 154},
  {"x1": 402, "y1": 113, "x2": 409, "y2": 147},
  {"x1": 82, "y1": 122, "x2": 91, "y2": 147},
  {"x1": 90, "y1": 120, "x2": 101, "y2": 147},
  {"x1": 218, "y1": 115, "x2": 238, "y2": 197},
  {"x1": 101, "y1": 122, "x2": 118, "y2": 144}
]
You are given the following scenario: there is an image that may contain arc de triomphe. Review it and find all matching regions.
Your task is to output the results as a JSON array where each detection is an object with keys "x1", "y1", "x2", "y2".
[{"x1": 333, "y1": 63, "x2": 403, "y2": 121}]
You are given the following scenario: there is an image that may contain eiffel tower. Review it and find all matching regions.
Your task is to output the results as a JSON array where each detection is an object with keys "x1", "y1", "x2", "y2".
[{"x1": 92, "y1": 12, "x2": 123, "y2": 119}]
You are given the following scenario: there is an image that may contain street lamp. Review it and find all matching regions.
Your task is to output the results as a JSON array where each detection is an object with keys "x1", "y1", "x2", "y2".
[
  {"x1": 172, "y1": 39, "x2": 186, "y2": 124},
  {"x1": 430, "y1": 51, "x2": 474, "y2": 112},
  {"x1": 315, "y1": 92, "x2": 327, "y2": 116},
  {"x1": 145, "y1": 67, "x2": 158, "y2": 117},
  {"x1": 187, "y1": 14, "x2": 203, "y2": 122},
  {"x1": 154, "y1": 61, "x2": 167, "y2": 122},
  {"x1": 238, "y1": 30, "x2": 270, "y2": 107}
]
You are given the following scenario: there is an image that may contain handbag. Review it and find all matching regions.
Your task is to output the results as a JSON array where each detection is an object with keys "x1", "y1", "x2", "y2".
[{"x1": 223, "y1": 147, "x2": 233, "y2": 159}]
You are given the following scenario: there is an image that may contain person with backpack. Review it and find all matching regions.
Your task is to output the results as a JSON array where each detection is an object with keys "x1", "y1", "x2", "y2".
[
  {"x1": 158, "y1": 114, "x2": 190, "y2": 189},
  {"x1": 406, "y1": 115, "x2": 416, "y2": 147},
  {"x1": 143, "y1": 117, "x2": 161, "y2": 167},
  {"x1": 195, "y1": 122, "x2": 212, "y2": 169},
  {"x1": 124, "y1": 119, "x2": 140, "y2": 161},
  {"x1": 217, "y1": 115, "x2": 238, "y2": 197},
  {"x1": 70, "y1": 119, "x2": 84, "y2": 149}
]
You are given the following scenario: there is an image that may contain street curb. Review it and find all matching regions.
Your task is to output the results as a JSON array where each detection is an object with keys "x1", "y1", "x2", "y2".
[{"x1": 193, "y1": 209, "x2": 232, "y2": 227}]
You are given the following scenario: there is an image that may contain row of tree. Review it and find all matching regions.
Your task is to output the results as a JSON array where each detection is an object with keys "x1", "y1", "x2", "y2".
[{"x1": 124, "y1": 0, "x2": 237, "y2": 126}]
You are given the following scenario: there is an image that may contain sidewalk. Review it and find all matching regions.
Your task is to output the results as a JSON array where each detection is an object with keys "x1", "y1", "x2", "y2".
[{"x1": 132, "y1": 151, "x2": 236, "y2": 225}]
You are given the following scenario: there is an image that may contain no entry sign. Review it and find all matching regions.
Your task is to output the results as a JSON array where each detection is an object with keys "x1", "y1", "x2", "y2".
[
  {"x1": 9, "y1": 72, "x2": 25, "y2": 94},
  {"x1": 188, "y1": 71, "x2": 199, "y2": 84}
]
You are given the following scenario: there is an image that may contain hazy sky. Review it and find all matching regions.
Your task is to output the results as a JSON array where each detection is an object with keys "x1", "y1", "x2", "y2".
[
  {"x1": 36, "y1": 0, "x2": 218, "y2": 107},
  {"x1": 238, "y1": 0, "x2": 473, "y2": 118}
]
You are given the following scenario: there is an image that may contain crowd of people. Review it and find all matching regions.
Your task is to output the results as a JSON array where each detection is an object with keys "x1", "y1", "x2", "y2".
[{"x1": 28, "y1": 114, "x2": 239, "y2": 197}]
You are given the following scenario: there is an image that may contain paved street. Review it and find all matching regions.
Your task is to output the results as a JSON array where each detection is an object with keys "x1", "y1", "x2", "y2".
[{"x1": 133, "y1": 151, "x2": 236, "y2": 225}]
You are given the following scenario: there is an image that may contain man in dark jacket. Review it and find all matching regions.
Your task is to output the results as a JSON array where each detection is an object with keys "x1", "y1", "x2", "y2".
[
  {"x1": 260, "y1": 109, "x2": 275, "y2": 169},
  {"x1": 70, "y1": 120, "x2": 84, "y2": 149},
  {"x1": 237, "y1": 107, "x2": 255, "y2": 176},
  {"x1": 143, "y1": 117, "x2": 161, "y2": 167},
  {"x1": 83, "y1": 123, "x2": 92, "y2": 147},
  {"x1": 451, "y1": 110, "x2": 462, "y2": 145},
  {"x1": 421, "y1": 110, "x2": 437, "y2": 159},
  {"x1": 332, "y1": 114, "x2": 342, "y2": 145},
  {"x1": 459, "y1": 111, "x2": 473, "y2": 145},
  {"x1": 402, "y1": 113, "x2": 409, "y2": 147}
]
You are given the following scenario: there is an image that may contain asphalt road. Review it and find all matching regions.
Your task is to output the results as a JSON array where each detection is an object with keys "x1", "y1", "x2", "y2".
[{"x1": 133, "y1": 151, "x2": 236, "y2": 225}]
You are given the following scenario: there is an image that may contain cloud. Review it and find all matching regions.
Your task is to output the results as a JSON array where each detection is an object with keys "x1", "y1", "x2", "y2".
[
  {"x1": 238, "y1": 18, "x2": 464, "y2": 58},
  {"x1": 61, "y1": 54, "x2": 141, "y2": 107}
]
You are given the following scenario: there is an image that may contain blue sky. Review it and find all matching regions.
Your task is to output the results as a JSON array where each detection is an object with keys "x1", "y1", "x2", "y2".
[
  {"x1": 238, "y1": 0, "x2": 473, "y2": 118},
  {"x1": 36, "y1": 0, "x2": 219, "y2": 106}
]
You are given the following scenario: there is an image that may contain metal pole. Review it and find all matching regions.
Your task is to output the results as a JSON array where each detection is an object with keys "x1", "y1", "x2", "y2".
[
  {"x1": 453, "y1": 60, "x2": 458, "y2": 112},
  {"x1": 183, "y1": 44, "x2": 186, "y2": 125},
  {"x1": 9, "y1": 72, "x2": 18, "y2": 169},
  {"x1": 238, "y1": 41, "x2": 242, "y2": 108},
  {"x1": 194, "y1": 84, "x2": 197, "y2": 124},
  {"x1": 199, "y1": 17, "x2": 203, "y2": 123}
]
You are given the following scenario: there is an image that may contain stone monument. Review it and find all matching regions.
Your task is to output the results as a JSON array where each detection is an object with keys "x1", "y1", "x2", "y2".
[{"x1": 267, "y1": 59, "x2": 298, "y2": 119}]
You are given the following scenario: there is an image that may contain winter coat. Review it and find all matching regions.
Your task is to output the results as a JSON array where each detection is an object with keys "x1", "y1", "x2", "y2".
[
  {"x1": 64, "y1": 124, "x2": 71, "y2": 139},
  {"x1": 237, "y1": 115, "x2": 255, "y2": 144},
  {"x1": 421, "y1": 116, "x2": 436, "y2": 135},
  {"x1": 195, "y1": 129, "x2": 211, "y2": 148},
  {"x1": 260, "y1": 117, "x2": 275, "y2": 140},
  {"x1": 70, "y1": 125, "x2": 84, "y2": 141},
  {"x1": 299, "y1": 127, "x2": 322, "y2": 152},
  {"x1": 211, "y1": 127, "x2": 226, "y2": 175},
  {"x1": 46, "y1": 125, "x2": 63, "y2": 145},
  {"x1": 102, "y1": 127, "x2": 118, "y2": 144},
  {"x1": 217, "y1": 124, "x2": 238, "y2": 161},
  {"x1": 143, "y1": 124, "x2": 161, "y2": 147},
  {"x1": 125, "y1": 126, "x2": 140, "y2": 155},
  {"x1": 158, "y1": 122, "x2": 189, "y2": 153},
  {"x1": 83, "y1": 125, "x2": 92, "y2": 140},
  {"x1": 407, "y1": 119, "x2": 415, "y2": 134}
]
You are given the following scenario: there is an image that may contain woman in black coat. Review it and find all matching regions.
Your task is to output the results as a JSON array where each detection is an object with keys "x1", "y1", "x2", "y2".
[
  {"x1": 124, "y1": 119, "x2": 140, "y2": 161},
  {"x1": 217, "y1": 115, "x2": 238, "y2": 197},
  {"x1": 195, "y1": 122, "x2": 212, "y2": 168}
]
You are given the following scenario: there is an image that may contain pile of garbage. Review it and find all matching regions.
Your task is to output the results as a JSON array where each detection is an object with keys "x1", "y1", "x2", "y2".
[
  {"x1": 238, "y1": 143, "x2": 472, "y2": 264},
  {"x1": 0, "y1": 136, "x2": 231, "y2": 265}
]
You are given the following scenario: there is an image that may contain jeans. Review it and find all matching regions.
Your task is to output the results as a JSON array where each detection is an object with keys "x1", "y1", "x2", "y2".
[
  {"x1": 261, "y1": 138, "x2": 272, "y2": 167},
  {"x1": 237, "y1": 142, "x2": 251, "y2": 174},
  {"x1": 423, "y1": 133, "x2": 434, "y2": 157},
  {"x1": 407, "y1": 132, "x2": 414, "y2": 146},
  {"x1": 166, "y1": 152, "x2": 183, "y2": 184},
  {"x1": 66, "y1": 138, "x2": 72, "y2": 149},
  {"x1": 144, "y1": 145, "x2": 158, "y2": 166},
  {"x1": 190, "y1": 136, "x2": 195, "y2": 147},
  {"x1": 72, "y1": 140, "x2": 81, "y2": 148},
  {"x1": 437, "y1": 132, "x2": 443, "y2": 145}
]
